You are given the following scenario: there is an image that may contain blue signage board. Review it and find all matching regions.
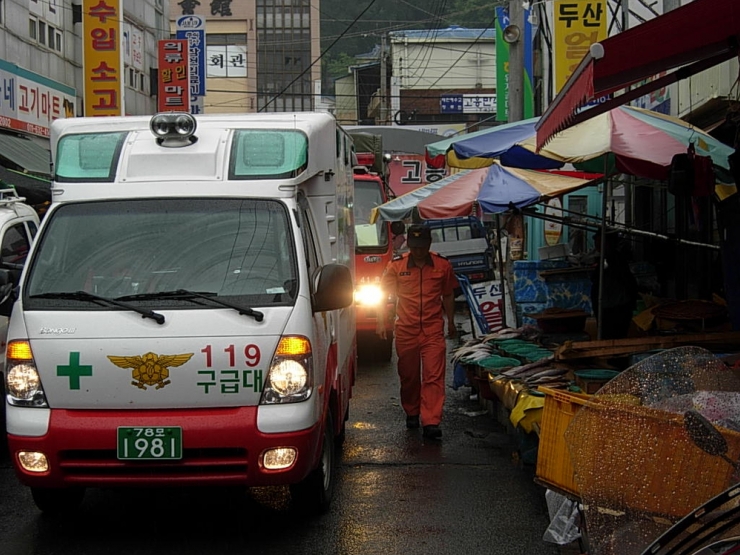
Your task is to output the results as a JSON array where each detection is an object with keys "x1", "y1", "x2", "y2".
[
  {"x1": 175, "y1": 15, "x2": 206, "y2": 97},
  {"x1": 441, "y1": 94, "x2": 463, "y2": 114}
]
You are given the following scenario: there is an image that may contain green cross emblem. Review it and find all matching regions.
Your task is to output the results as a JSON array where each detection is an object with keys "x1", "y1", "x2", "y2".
[{"x1": 57, "y1": 352, "x2": 93, "y2": 390}]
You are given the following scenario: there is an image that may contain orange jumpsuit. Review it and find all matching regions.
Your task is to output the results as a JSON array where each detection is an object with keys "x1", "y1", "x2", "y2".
[{"x1": 380, "y1": 252, "x2": 458, "y2": 426}]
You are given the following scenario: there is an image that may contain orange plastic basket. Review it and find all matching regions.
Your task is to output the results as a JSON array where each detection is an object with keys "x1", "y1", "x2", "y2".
[
  {"x1": 535, "y1": 386, "x2": 591, "y2": 497},
  {"x1": 565, "y1": 398, "x2": 740, "y2": 518}
]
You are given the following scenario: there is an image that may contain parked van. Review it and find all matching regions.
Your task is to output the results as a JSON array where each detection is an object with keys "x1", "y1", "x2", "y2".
[
  {"x1": 2, "y1": 112, "x2": 356, "y2": 515},
  {"x1": 426, "y1": 216, "x2": 495, "y2": 284}
]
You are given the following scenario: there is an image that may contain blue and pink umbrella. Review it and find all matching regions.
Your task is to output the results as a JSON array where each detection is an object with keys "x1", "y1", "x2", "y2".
[
  {"x1": 370, "y1": 163, "x2": 601, "y2": 222},
  {"x1": 426, "y1": 105, "x2": 734, "y2": 181}
]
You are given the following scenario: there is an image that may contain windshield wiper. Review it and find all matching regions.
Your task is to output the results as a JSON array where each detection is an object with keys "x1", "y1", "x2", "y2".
[
  {"x1": 117, "y1": 289, "x2": 265, "y2": 322},
  {"x1": 29, "y1": 291, "x2": 165, "y2": 325}
]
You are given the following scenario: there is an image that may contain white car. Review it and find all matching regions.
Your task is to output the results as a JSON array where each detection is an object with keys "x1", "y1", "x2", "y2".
[{"x1": 0, "y1": 188, "x2": 40, "y2": 375}]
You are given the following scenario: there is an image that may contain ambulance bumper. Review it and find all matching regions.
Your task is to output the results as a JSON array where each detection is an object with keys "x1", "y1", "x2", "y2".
[{"x1": 7, "y1": 407, "x2": 321, "y2": 488}]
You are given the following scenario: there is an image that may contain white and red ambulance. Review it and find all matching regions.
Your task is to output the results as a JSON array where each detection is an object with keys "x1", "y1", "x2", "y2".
[{"x1": 1, "y1": 112, "x2": 357, "y2": 515}]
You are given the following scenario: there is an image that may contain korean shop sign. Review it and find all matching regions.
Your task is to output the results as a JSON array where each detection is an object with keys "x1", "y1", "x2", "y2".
[
  {"x1": 440, "y1": 95, "x2": 497, "y2": 114},
  {"x1": 158, "y1": 40, "x2": 190, "y2": 112},
  {"x1": 0, "y1": 59, "x2": 76, "y2": 138},
  {"x1": 82, "y1": 0, "x2": 123, "y2": 116},
  {"x1": 175, "y1": 15, "x2": 206, "y2": 98},
  {"x1": 553, "y1": 0, "x2": 608, "y2": 94}
]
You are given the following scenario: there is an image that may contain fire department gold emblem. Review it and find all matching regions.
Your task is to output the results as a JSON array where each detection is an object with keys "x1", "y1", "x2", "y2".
[{"x1": 107, "y1": 352, "x2": 194, "y2": 390}]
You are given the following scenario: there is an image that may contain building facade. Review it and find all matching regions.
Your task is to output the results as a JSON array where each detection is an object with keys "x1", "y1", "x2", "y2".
[
  {"x1": 389, "y1": 26, "x2": 497, "y2": 128},
  {"x1": 168, "y1": 0, "x2": 321, "y2": 113},
  {"x1": 0, "y1": 0, "x2": 167, "y2": 169}
]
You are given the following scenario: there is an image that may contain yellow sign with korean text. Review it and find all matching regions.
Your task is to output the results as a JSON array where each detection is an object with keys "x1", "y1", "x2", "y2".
[
  {"x1": 82, "y1": 0, "x2": 123, "y2": 116},
  {"x1": 553, "y1": 0, "x2": 608, "y2": 94}
]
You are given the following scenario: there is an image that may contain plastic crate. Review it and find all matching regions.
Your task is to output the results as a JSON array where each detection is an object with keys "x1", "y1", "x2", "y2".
[
  {"x1": 565, "y1": 398, "x2": 740, "y2": 518},
  {"x1": 535, "y1": 386, "x2": 592, "y2": 498}
]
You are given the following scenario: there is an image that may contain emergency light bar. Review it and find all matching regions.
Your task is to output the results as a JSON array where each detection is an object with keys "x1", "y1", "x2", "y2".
[
  {"x1": 355, "y1": 153, "x2": 375, "y2": 167},
  {"x1": 150, "y1": 112, "x2": 197, "y2": 141}
]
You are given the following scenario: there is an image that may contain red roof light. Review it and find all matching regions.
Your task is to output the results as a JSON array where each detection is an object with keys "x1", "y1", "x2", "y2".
[{"x1": 356, "y1": 153, "x2": 375, "y2": 167}]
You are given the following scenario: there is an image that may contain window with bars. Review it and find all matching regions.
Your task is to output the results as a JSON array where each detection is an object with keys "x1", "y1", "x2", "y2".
[
  {"x1": 29, "y1": 17, "x2": 62, "y2": 53},
  {"x1": 256, "y1": 0, "x2": 312, "y2": 112}
]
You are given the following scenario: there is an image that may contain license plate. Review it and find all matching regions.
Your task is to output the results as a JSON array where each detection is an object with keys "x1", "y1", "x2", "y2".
[{"x1": 117, "y1": 426, "x2": 182, "y2": 460}]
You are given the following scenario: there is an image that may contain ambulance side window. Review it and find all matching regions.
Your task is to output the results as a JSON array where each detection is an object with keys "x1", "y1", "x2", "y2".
[{"x1": 297, "y1": 195, "x2": 319, "y2": 286}]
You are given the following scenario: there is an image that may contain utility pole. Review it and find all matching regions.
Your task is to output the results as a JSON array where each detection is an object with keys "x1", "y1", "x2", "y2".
[
  {"x1": 664, "y1": 0, "x2": 680, "y2": 12},
  {"x1": 621, "y1": 0, "x2": 629, "y2": 31},
  {"x1": 503, "y1": 0, "x2": 526, "y2": 330},
  {"x1": 380, "y1": 34, "x2": 388, "y2": 125},
  {"x1": 507, "y1": 0, "x2": 524, "y2": 123}
]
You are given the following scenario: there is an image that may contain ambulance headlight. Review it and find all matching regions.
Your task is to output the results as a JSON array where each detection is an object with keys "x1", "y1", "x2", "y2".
[
  {"x1": 6, "y1": 340, "x2": 48, "y2": 407},
  {"x1": 6, "y1": 363, "x2": 48, "y2": 407},
  {"x1": 261, "y1": 336, "x2": 313, "y2": 404},
  {"x1": 354, "y1": 284, "x2": 384, "y2": 307},
  {"x1": 150, "y1": 112, "x2": 197, "y2": 140}
]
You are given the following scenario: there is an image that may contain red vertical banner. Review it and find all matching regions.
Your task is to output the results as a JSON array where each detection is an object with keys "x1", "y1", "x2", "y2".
[
  {"x1": 157, "y1": 39, "x2": 190, "y2": 112},
  {"x1": 82, "y1": 0, "x2": 123, "y2": 116}
]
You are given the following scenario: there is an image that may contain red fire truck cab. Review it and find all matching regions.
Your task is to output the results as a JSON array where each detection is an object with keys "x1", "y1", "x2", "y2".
[{"x1": 351, "y1": 135, "x2": 396, "y2": 361}]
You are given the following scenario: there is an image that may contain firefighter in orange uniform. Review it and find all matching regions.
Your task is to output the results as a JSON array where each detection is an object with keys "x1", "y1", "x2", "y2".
[{"x1": 376, "y1": 224, "x2": 458, "y2": 439}]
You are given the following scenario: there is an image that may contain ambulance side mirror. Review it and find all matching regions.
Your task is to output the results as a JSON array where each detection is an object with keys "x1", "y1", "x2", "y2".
[{"x1": 313, "y1": 264, "x2": 353, "y2": 312}]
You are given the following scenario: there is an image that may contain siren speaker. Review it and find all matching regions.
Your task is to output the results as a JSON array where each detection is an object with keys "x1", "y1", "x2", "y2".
[{"x1": 503, "y1": 25, "x2": 521, "y2": 44}]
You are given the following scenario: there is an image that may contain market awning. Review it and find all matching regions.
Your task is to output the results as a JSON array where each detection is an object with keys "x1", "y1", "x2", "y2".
[
  {"x1": 0, "y1": 164, "x2": 51, "y2": 206},
  {"x1": 0, "y1": 132, "x2": 51, "y2": 176},
  {"x1": 536, "y1": 0, "x2": 740, "y2": 150}
]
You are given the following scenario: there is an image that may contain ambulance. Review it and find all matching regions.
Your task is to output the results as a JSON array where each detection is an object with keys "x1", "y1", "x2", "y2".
[{"x1": 1, "y1": 112, "x2": 357, "y2": 515}]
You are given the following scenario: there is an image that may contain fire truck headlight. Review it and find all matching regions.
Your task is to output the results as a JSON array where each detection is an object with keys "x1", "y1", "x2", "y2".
[
  {"x1": 354, "y1": 284, "x2": 384, "y2": 307},
  {"x1": 6, "y1": 363, "x2": 48, "y2": 407}
]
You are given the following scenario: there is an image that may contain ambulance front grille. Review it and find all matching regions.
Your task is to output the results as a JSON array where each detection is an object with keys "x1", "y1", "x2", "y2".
[{"x1": 58, "y1": 447, "x2": 249, "y2": 481}]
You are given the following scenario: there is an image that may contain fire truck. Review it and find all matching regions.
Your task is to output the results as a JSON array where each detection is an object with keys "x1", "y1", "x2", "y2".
[{"x1": 350, "y1": 133, "x2": 396, "y2": 361}]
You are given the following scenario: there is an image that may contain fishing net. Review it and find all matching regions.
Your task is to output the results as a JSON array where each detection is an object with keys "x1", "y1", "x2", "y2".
[{"x1": 564, "y1": 346, "x2": 740, "y2": 555}]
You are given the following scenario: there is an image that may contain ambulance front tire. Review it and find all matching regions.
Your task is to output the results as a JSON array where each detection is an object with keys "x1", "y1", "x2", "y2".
[
  {"x1": 31, "y1": 486, "x2": 85, "y2": 514},
  {"x1": 290, "y1": 412, "x2": 335, "y2": 516}
]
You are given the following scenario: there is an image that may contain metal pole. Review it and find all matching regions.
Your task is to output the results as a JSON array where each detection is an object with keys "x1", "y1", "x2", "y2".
[
  {"x1": 664, "y1": 0, "x2": 680, "y2": 12},
  {"x1": 508, "y1": 0, "x2": 524, "y2": 123},
  {"x1": 622, "y1": 0, "x2": 630, "y2": 31},
  {"x1": 495, "y1": 214, "x2": 509, "y2": 328},
  {"x1": 380, "y1": 34, "x2": 387, "y2": 125},
  {"x1": 597, "y1": 173, "x2": 610, "y2": 340}
]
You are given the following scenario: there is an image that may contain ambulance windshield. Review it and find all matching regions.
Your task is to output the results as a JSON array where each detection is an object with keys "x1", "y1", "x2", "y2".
[{"x1": 24, "y1": 198, "x2": 299, "y2": 308}]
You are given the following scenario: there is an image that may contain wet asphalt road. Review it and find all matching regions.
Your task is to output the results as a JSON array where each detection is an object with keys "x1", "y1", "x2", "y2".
[{"x1": 0, "y1": 324, "x2": 559, "y2": 555}]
